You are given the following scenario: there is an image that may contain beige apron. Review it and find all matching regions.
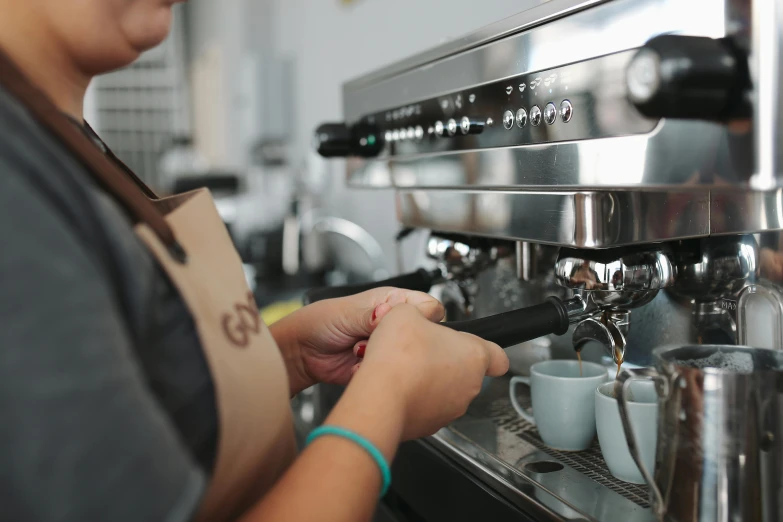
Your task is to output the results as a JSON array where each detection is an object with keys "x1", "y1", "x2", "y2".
[{"x1": 0, "y1": 51, "x2": 297, "y2": 522}]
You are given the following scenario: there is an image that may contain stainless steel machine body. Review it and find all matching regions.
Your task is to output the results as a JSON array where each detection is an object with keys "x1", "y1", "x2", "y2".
[{"x1": 306, "y1": 1, "x2": 783, "y2": 520}]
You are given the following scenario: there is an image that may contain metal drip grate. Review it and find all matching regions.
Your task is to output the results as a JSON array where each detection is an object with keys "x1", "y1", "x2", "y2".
[{"x1": 488, "y1": 400, "x2": 652, "y2": 509}]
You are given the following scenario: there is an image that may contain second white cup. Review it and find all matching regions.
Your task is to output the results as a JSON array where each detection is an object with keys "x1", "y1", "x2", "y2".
[{"x1": 595, "y1": 380, "x2": 658, "y2": 484}]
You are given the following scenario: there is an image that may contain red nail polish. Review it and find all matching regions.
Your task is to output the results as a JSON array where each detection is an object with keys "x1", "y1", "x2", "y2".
[{"x1": 357, "y1": 342, "x2": 367, "y2": 358}]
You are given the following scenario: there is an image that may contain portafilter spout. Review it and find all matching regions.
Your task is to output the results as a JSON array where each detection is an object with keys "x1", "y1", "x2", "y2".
[{"x1": 555, "y1": 248, "x2": 676, "y2": 363}]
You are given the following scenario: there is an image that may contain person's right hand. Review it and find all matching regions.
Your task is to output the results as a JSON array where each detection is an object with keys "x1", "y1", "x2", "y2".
[{"x1": 355, "y1": 303, "x2": 509, "y2": 440}]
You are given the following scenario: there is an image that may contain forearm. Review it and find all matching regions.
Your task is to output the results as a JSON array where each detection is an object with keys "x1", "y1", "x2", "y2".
[{"x1": 240, "y1": 372, "x2": 404, "y2": 522}]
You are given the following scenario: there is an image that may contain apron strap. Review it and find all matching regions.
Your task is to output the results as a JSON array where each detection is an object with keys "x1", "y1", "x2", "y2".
[
  {"x1": 82, "y1": 120, "x2": 160, "y2": 200},
  {"x1": 0, "y1": 48, "x2": 187, "y2": 263}
]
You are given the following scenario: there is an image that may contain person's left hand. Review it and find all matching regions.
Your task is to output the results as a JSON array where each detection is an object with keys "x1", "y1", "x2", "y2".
[{"x1": 269, "y1": 288, "x2": 445, "y2": 395}]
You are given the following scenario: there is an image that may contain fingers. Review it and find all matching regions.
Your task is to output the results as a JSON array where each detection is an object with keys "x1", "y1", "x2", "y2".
[
  {"x1": 351, "y1": 301, "x2": 391, "y2": 337},
  {"x1": 371, "y1": 302, "x2": 392, "y2": 324},
  {"x1": 410, "y1": 309, "x2": 508, "y2": 378},
  {"x1": 353, "y1": 340, "x2": 368, "y2": 358},
  {"x1": 457, "y1": 331, "x2": 509, "y2": 378},
  {"x1": 386, "y1": 289, "x2": 445, "y2": 323},
  {"x1": 358, "y1": 287, "x2": 445, "y2": 323},
  {"x1": 483, "y1": 341, "x2": 510, "y2": 377}
]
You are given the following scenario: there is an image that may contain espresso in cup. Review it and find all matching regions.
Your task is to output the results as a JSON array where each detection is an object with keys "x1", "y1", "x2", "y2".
[{"x1": 510, "y1": 360, "x2": 608, "y2": 451}]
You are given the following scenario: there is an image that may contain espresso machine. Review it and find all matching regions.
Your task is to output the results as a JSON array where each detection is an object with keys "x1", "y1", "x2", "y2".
[{"x1": 300, "y1": 0, "x2": 783, "y2": 520}]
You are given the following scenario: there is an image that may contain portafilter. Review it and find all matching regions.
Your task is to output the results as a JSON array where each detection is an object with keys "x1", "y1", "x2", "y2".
[{"x1": 303, "y1": 240, "x2": 676, "y2": 355}]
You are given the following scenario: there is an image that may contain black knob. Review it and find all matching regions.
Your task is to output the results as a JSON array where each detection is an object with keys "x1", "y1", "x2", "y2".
[
  {"x1": 313, "y1": 122, "x2": 384, "y2": 158},
  {"x1": 626, "y1": 35, "x2": 750, "y2": 121}
]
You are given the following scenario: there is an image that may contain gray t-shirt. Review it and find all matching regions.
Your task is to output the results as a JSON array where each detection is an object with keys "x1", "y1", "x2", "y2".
[{"x1": 0, "y1": 86, "x2": 217, "y2": 521}]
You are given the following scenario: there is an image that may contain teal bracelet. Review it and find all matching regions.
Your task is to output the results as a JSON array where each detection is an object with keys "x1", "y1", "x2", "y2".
[{"x1": 305, "y1": 425, "x2": 392, "y2": 497}]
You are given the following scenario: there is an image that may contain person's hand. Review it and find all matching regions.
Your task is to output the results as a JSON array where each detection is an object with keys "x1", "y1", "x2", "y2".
[
  {"x1": 269, "y1": 287, "x2": 444, "y2": 395},
  {"x1": 353, "y1": 304, "x2": 509, "y2": 440}
]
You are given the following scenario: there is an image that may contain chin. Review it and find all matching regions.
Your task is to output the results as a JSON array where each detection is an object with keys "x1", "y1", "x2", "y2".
[{"x1": 128, "y1": 7, "x2": 174, "y2": 53}]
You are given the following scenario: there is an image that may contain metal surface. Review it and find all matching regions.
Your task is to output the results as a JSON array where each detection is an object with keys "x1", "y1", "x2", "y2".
[
  {"x1": 352, "y1": 116, "x2": 753, "y2": 190},
  {"x1": 617, "y1": 345, "x2": 783, "y2": 522},
  {"x1": 397, "y1": 190, "x2": 711, "y2": 248},
  {"x1": 670, "y1": 235, "x2": 763, "y2": 345},
  {"x1": 364, "y1": 50, "x2": 658, "y2": 156},
  {"x1": 750, "y1": 0, "x2": 783, "y2": 189},
  {"x1": 425, "y1": 235, "x2": 504, "y2": 281},
  {"x1": 672, "y1": 235, "x2": 758, "y2": 302},
  {"x1": 344, "y1": 0, "x2": 727, "y2": 121},
  {"x1": 284, "y1": 210, "x2": 391, "y2": 280},
  {"x1": 343, "y1": 0, "x2": 755, "y2": 197},
  {"x1": 342, "y1": 0, "x2": 599, "y2": 92},
  {"x1": 428, "y1": 375, "x2": 656, "y2": 521},
  {"x1": 573, "y1": 315, "x2": 628, "y2": 363},
  {"x1": 556, "y1": 249, "x2": 676, "y2": 295},
  {"x1": 738, "y1": 284, "x2": 783, "y2": 349},
  {"x1": 711, "y1": 188, "x2": 783, "y2": 235},
  {"x1": 555, "y1": 246, "x2": 676, "y2": 362}
]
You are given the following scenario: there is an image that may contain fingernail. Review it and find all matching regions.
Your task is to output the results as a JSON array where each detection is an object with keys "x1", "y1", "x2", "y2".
[
  {"x1": 356, "y1": 342, "x2": 367, "y2": 358},
  {"x1": 371, "y1": 303, "x2": 391, "y2": 323}
]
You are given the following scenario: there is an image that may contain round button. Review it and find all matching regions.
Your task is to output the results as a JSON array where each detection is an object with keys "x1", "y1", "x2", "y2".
[
  {"x1": 460, "y1": 116, "x2": 471, "y2": 135},
  {"x1": 434, "y1": 120, "x2": 445, "y2": 136},
  {"x1": 414, "y1": 125, "x2": 424, "y2": 139},
  {"x1": 392, "y1": 129, "x2": 401, "y2": 141},
  {"x1": 530, "y1": 105, "x2": 542, "y2": 126},
  {"x1": 447, "y1": 118, "x2": 458, "y2": 136},
  {"x1": 384, "y1": 131, "x2": 393, "y2": 142},
  {"x1": 406, "y1": 127, "x2": 415, "y2": 139},
  {"x1": 502, "y1": 110, "x2": 514, "y2": 130},
  {"x1": 560, "y1": 100, "x2": 573, "y2": 122},
  {"x1": 544, "y1": 102, "x2": 557, "y2": 125},
  {"x1": 516, "y1": 108, "x2": 527, "y2": 128}
]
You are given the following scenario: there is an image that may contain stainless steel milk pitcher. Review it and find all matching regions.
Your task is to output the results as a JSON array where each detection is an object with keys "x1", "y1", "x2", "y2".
[{"x1": 616, "y1": 345, "x2": 783, "y2": 522}]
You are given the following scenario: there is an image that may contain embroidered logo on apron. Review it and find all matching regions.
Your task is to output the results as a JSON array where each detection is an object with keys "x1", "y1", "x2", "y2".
[{"x1": 221, "y1": 291, "x2": 262, "y2": 347}]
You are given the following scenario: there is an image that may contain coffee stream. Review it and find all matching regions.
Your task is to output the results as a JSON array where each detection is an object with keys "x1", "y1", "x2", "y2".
[{"x1": 575, "y1": 348, "x2": 623, "y2": 378}]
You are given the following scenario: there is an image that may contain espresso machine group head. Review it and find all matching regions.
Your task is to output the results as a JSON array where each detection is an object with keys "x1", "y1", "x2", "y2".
[{"x1": 555, "y1": 247, "x2": 677, "y2": 363}]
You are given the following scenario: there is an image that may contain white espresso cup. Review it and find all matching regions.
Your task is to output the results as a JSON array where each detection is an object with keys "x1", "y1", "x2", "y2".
[
  {"x1": 509, "y1": 360, "x2": 608, "y2": 451},
  {"x1": 595, "y1": 380, "x2": 658, "y2": 484}
]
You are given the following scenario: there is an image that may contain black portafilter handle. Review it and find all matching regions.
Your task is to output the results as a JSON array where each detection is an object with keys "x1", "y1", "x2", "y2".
[
  {"x1": 442, "y1": 297, "x2": 571, "y2": 348},
  {"x1": 303, "y1": 268, "x2": 442, "y2": 305}
]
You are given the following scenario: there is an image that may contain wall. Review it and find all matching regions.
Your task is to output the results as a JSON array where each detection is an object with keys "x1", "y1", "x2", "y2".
[{"x1": 269, "y1": 0, "x2": 543, "y2": 274}]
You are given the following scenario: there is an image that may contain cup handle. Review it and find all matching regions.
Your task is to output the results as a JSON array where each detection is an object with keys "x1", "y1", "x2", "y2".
[
  {"x1": 616, "y1": 368, "x2": 666, "y2": 517},
  {"x1": 509, "y1": 376, "x2": 536, "y2": 425}
]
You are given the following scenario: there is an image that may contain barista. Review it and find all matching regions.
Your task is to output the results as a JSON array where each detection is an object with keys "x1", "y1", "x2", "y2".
[{"x1": 0, "y1": 1, "x2": 509, "y2": 521}]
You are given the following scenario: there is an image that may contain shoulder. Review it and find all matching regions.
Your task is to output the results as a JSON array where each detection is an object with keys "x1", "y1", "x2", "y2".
[{"x1": 0, "y1": 86, "x2": 109, "y2": 236}]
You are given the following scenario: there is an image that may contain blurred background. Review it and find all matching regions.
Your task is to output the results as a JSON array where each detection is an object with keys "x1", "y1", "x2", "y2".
[{"x1": 84, "y1": 0, "x2": 536, "y2": 317}]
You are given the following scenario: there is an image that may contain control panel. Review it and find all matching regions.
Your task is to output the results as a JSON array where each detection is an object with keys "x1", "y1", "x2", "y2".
[{"x1": 322, "y1": 50, "x2": 660, "y2": 159}]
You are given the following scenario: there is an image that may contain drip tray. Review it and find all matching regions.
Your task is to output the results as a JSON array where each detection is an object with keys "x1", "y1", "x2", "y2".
[
  {"x1": 489, "y1": 400, "x2": 650, "y2": 508},
  {"x1": 434, "y1": 376, "x2": 655, "y2": 522}
]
